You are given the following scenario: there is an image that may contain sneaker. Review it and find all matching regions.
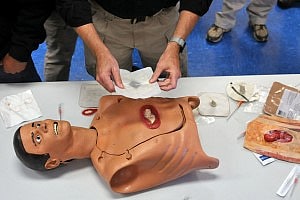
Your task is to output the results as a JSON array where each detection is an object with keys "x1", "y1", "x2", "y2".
[
  {"x1": 251, "y1": 24, "x2": 268, "y2": 42},
  {"x1": 206, "y1": 24, "x2": 231, "y2": 43}
]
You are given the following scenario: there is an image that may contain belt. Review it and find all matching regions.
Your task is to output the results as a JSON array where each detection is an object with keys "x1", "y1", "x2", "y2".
[{"x1": 130, "y1": 16, "x2": 147, "y2": 24}]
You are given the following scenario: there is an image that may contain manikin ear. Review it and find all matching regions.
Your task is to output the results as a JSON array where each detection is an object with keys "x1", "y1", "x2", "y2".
[{"x1": 45, "y1": 158, "x2": 61, "y2": 170}]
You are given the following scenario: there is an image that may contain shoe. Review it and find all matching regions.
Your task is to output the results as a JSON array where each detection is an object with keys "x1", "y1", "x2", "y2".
[
  {"x1": 251, "y1": 24, "x2": 268, "y2": 42},
  {"x1": 206, "y1": 24, "x2": 231, "y2": 43}
]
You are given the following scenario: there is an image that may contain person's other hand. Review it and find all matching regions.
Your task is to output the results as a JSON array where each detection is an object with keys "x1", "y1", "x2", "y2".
[
  {"x1": 95, "y1": 51, "x2": 124, "y2": 93},
  {"x1": 2, "y1": 54, "x2": 27, "y2": 74},
  {"x1": 150, "y1": 43, "x2": 181, "y2": 91}
]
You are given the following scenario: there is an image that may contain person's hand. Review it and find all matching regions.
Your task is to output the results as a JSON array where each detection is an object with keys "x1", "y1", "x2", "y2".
[
  {"x1": 2, "y1": 54, "x2": 27, "y2": 74},
  {"x1": 95, "y1": 51, "x2": 124, "y2": 93},
  {"x1": 74, "y1": 24, "x2": 124, "y2": 92},
  {"x1": 150, "y1": 42, "x2": 181, "y2": 91}
]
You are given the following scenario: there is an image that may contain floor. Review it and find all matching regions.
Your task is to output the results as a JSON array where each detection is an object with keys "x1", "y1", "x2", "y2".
[{"x1": 32, "y1": 1, "x2": 300, "y2": 81}]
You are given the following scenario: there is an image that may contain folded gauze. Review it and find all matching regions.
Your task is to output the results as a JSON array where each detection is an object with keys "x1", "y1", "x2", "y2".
[
  {"x1": 114, "y1": 67, "x2": 161, "y2": 99},
  {"x1": 0, "y1": 90, "x2": 42, "y2": 128}
]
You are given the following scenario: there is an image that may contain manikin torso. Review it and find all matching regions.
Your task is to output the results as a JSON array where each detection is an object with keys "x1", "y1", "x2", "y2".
[{"x1": 90, "y1": 95, "x2": 219, "y2": 193}]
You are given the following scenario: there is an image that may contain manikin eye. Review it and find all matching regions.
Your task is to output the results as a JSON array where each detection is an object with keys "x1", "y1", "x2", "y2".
[
  {"x1": 35, "y1": 135, "x2": 42, "y2": 144},
  {"x1": 36, "y1": 123, "x2": 41, "y2": 128}
]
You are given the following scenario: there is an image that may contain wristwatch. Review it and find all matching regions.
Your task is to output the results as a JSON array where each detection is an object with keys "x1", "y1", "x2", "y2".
[{"x1": 169, "y1": 36, "x2": 186, "y2": 53}]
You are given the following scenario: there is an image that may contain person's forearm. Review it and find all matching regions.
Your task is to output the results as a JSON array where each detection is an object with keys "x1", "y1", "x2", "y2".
[
  {"x1": 172, "y1": 10, "x2": 199, "y2": 40},
  {"x1": 74, "y1": 23, "x2": 111, "y2": 60},
  {"x1": 167, "y1": 10, "x2": 199, "y2": 53}
]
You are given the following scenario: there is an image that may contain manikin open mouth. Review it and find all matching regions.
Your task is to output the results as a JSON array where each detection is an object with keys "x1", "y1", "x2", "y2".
[{"x1": 53, "y1": 122, "x2": 58, "y2": 135}]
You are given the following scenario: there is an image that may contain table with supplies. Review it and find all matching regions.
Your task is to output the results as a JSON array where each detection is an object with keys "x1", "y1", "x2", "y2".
[{"x1": 0, "y1": 74, "x2": 299, "y2": 200}]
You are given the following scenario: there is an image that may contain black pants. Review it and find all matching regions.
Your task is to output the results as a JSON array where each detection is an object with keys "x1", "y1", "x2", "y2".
[{"x1": 0, "y1": 58, "x2": 41, "y2": 83}]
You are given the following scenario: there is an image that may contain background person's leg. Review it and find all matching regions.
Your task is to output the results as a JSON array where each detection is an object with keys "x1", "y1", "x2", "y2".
[{"x1": 44, "y1": 11, "x2": 78, "y2": 81}]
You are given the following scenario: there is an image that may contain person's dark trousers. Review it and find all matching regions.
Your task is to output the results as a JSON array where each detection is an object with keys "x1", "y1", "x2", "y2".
[{"x1": 0, "y1": 57, "x2": 41, "y2": 83}]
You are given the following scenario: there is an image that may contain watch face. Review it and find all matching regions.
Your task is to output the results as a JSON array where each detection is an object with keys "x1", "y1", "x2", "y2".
[{"x1": 178, "y1": 39, "x2": 186, "y2": 47}]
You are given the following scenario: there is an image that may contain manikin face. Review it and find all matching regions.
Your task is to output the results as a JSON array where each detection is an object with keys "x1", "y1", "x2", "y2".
[{"x1": 20, "y1": 119, "x2": 72, "y2": 158}]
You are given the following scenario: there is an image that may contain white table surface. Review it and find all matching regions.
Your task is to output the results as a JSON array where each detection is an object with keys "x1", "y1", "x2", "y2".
[{"x1": 1, "y1": 74, "x2": 300, "y2": 200}]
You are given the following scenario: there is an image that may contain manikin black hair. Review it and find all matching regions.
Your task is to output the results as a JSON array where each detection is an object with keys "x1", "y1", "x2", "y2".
[{"x1": 13, "y1": 127, "x2": 50, "y2": 171}]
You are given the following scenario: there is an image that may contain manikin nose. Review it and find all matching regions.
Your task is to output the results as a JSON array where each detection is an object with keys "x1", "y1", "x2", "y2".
[{"x1": 40, "y1": 123, "x2": 48, "y2": 132}]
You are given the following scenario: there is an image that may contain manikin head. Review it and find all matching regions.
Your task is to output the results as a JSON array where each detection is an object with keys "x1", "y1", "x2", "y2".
[
  {"x1": 13, "y1": 120, "x2": 74, "y2": 171},
  {"x1": 13, "y1": 127, "x2": 49, "y2": 171}
]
